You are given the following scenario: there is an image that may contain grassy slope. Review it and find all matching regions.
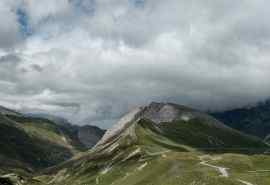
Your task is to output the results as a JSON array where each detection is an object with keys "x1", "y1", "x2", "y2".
[
  {"x1": 158, "y1": 118, "x2": 267, "y2": 152},
  {"x1": 0, "y1": 114, "x2": 86, "y2": 174},
  {"x1": 31, "y1": 119, "x2": 270, "y2": 185}
]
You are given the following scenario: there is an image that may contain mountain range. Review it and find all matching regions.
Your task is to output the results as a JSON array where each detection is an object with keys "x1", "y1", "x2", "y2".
[
  {"x1": 212, "y1": 100, "x2": 270, "y2": 143},
  {"x1": 0, "y1": 102, "x2": 269, "y2": 185}
]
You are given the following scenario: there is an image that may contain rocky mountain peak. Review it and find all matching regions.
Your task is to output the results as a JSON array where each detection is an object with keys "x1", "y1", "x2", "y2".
[{"x1": 96, "y1": 102, "x2": 200, "y2": 147}]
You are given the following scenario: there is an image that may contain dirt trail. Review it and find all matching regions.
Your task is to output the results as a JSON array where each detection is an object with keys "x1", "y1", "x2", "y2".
[
  {"x1": 199, "y1": 156, "x2": 255, "y2": 185},
  {"x1": 199, "y1": 160, "x2": 229, "y2": 177}
]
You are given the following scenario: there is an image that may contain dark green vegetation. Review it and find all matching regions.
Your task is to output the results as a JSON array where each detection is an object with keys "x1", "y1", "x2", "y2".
[
  {"x1": 159, "y1": 119, "x2": 267, "y2": 152},
  {"x1": 0, "y1": 109, "x2": 102, "y2": 178},
  {"x1": 0, "y1": 106, "x2": 105, "y2": 178},
  {"x1": 212, "y1": 100, "x2": 270, "y2": 141},
  {"x1": 0, "y1": 113, "x2": 84, "y2": 173}
]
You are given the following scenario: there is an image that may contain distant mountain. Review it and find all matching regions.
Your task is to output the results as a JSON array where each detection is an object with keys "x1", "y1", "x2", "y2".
[
  {"x1": 78, "y1": 125, "x2": 105, "y2": 148},
  {"x1": 0, "y1": 106, "x2": 20, "y2": 116},
  {"x1": 0, "y1": 106, "x2": 104, "y2": 176},
  {"x1": 212, "y1": 100, "x2": 270, "y2": 141},
  {"x1": 26, "y1": 113, "x2": 72, "y2": 127},
  {"x1": 26, "y1": 113, "x2": 106, "y2": 148},
  {"x1": 37, "y1": 103, "x2": 268, "y2": 185}
]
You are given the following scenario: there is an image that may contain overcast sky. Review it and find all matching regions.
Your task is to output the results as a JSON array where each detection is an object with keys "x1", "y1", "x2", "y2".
[{"x1": 0, "y1": 0, "x2": 270, "y2": 128}]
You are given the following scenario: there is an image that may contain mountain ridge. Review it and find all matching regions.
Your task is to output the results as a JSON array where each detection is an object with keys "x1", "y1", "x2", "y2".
[{"x1": 212, "y1": 100, "x2": 270, "y2": 141}]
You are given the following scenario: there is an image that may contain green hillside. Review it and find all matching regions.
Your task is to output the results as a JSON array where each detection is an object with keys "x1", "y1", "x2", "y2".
[
  {"x1": 0, "y1": 113, "x2": 86, "y2": 175},
  {"x1": 158, "y1": 119, "x2": 266, "y2": 152}
]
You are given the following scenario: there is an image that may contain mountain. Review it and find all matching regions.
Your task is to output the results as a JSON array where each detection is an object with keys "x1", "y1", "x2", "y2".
[
  {"x1": 95, "y1": 102, "x2": 266, "y2": 151},
  {"x1": 212, "y1": 100, "x2": 270, "y2": 141},
  {"x1": 0, "y1": 106, "x2": 104, "y2": 177},
  {"x1": 26, "y1": 113, "x2": 106, "y2": 148},
  {"x1": 78, "y1": 125, "x2": 105, "y2": 148},
  {"x1": 29, "y1": 102, "x2": 269, "y2": 185}
]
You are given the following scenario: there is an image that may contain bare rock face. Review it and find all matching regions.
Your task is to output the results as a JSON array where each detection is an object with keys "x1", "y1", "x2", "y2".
[
  {"x1": 141, "y1": 102, "x2": 195, "y2": 123},
  {"x1": 96, "y1": 107, "x2": 143, "y2": 146}
]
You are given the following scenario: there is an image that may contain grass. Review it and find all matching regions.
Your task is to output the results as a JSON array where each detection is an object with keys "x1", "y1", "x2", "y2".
[
  {"x1": 36, "y1": 151, "x2": 270, "y2": 185},
  {"x1": 157, "y1": 118, "x2": 268, "y2": 152}
]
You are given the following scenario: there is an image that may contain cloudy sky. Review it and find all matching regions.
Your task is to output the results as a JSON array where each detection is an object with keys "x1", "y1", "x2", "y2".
[{"x1": 0, "y1": 0, "x2": 270, "y2": 128}]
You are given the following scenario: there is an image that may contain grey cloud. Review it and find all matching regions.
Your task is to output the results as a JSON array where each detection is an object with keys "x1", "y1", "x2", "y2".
[
  {"x1": 31, "y1": 64, "x2": 43, "y2": 72},
  {"x1": 0, "y1": 1, "x2": 21, "y2": 50},
  {"x1": 0, "y1": 54, "x2": 21, "y2": 64}
]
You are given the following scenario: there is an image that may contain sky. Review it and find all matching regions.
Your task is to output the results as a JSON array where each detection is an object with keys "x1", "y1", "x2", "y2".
[{"x1": 0, "y1": 0, "x2": 270, "y2": 128}]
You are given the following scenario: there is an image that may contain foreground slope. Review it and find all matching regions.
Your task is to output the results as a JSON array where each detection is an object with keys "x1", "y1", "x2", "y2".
[{"x1": 31, "y1": 103, "x2": 270, "y2": 185}]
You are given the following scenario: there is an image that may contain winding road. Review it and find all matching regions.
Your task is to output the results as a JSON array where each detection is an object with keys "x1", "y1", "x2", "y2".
[{"x1": 199, "y1": 156, "x2": 255, "y2": 185}]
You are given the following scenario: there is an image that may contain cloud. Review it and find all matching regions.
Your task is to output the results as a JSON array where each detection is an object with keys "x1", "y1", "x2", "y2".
[
  {"x1": 0, "y1": 1, "x2": 21, "y2": 50},
  {"x1": 0, "y1": 54, "x2": 21, "y2": 64},
  {"x1": 0, "y1": 0, "x2": 270, "y2": 128}
]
